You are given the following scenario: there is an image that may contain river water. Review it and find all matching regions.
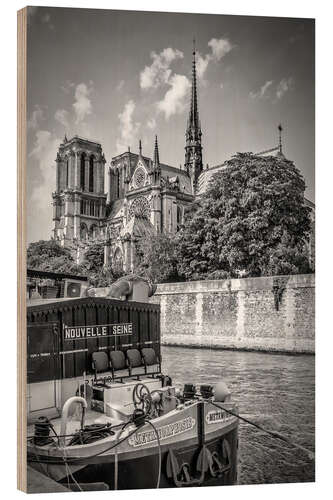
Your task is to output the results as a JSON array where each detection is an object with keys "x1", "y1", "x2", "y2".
[{"x1": 162, "y1": 346, "x2": 315, "y2": 485}]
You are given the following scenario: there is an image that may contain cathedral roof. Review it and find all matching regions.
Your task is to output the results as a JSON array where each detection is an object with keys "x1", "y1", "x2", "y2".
[
  {"x1": 112, "y1": 150, "x2": 193, "y2": 195},
  {"x1": 120, "y1": 214, "x2": 156, "y2": 239},
  {"x1": 160, "y1": 165, "x2": 193, "y2": 194},
  {"x1": 108, "y1": 199, "x2": 125, "y2": 219}
]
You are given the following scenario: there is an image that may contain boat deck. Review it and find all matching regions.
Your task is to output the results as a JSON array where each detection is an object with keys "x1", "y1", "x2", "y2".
[
  {"x1": 27, "y1": 407, "x2": 123, "y2": 445},
  {"x1": 27, "y1": 374, "x2": 163, "y2": 446}
]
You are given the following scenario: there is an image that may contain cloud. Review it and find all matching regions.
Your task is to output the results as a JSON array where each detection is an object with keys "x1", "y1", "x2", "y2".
[
  {"x1": 195, "y1": 37, "x2": 234, "y2": 81},
  {"x1": 73, "y1": 82, "x2": 93, "y2": 124},
  {"x1": 29, "y1": 130, "x2": 53, "y2": 160},
  {"x1": 116, "y1": 99, "x2": 140, "y2": 153},
  {"x1": 140, "y1": 37, "x2": 233, "y2": 121},
  {"x1": 157, "y1": 74, "x2": 191, "y2": 120},
  {"x1": 28, "y1": 129, "x2": 61, "y2": 241},
  {"x1": 117, "y1": 80, "x2": 125, "y2": 91},
  {"x1": 41, "y1": 12, "x2": 55, "y2": 30},
  {"x1": 196, "y1": 52, "x2": 210, "y2": 80},
  {"x1": 208, "y1": 37, "x2": 234, "y2": 61},
  {"x1": 276, "y1": 77, "x2": 295, "y2": 99},
  {"x1": 147, "y1": 117, "x2": 156, "y2": 130},
  {"x1": 27, "y1": 6, "x2": 38, "y2": 23},
  {"x1": 41, "y1": 13, "x2": 51, "y2": 23},
  {"x1": 60, "y1": 80, "x2": 75, "y2": 94},
  {"x1": 55, "y1": 109, "x2": 70, "y2": 129},
  {"x1": 28, "y1": 105, "x2": 45, "y2": 130},
  {"x1": 140, "y1": 48, "x2": 184, "y2": 90},
  {"x1": 249, "y1": 80, "x2": 273, "y2": 99}
]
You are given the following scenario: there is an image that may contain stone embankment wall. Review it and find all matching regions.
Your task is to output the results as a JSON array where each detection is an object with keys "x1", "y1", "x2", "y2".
[{"x1": 149, "y1": 274, "x2": 315, "y2": 354}]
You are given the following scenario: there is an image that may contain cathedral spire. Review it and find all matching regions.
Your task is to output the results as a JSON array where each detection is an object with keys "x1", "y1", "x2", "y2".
[
  {"x1": 153, "y1": 135, "x2": 160, "y2": 169},
  {"x1": 276, "y1": 124, "x2": 285, "y2": 158},
  {"x1": 189, "y1": 38, "x2": 199, "y2": 131},
  {"x1": 184, "y1": 38, "x2": 203, "y2": 192},
  {"x1": 278, "y1": 124, "x2": 283, "y2": 154}
]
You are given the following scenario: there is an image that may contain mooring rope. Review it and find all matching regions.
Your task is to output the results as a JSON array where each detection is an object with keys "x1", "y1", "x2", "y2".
[
  {"x1": 145, "y1": 420, "x2": 162, "y2": 488},
  {"x1": 210, "y1": 400, "x2": 314, "y2": 460}
]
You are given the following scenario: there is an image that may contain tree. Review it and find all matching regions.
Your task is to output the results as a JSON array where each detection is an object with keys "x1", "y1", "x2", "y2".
[
  {"x1": 27, "y1": 240, "x2": 125, "y2": 286},
  {"x1": 79, "y1": 243, "x2": 125, "y2": 286},
  {"x1": 27, "y1": 240, "x2": 83, "y2": 274},
  {"x1": 135, "y1": 232, "x2": 181, "y2": 283},
  {"x1": 80, "y1": 243, "x2": 105, "y2": 273},
  {"x1": 177, "y1": 153, "x2": 312, "y2": 279}
]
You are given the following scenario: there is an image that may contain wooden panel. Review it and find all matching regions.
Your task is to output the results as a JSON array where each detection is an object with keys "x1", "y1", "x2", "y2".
[
  {"x1": 61, "y1": 308, "x2": 75, "y2": 379},
  {"x1": 17, "y1": 7, "x2": 28, "y2": 492},
  {"x1": 119, "y1": 305, "x2": 132, "y2": 349},
  {"x1": 26, "y1": 298, "x2": 161, "y2": 381},
  {"x1": 27, "y1": 323, "x2": 60, "y2": 383},
  {"x1": 97, "y1": 304, "x2": 109, "y2": 353},
  {"x1": 85, "y1": 303, "x2": 98, "y2": 363},
  {"x1": 73, "y1": 305, "x2": 88, "y2": 376}
]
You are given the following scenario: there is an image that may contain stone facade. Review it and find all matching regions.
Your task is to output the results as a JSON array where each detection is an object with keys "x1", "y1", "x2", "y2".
[
  {"x1": 149, "y1": 274, "x2": 315, "y2": 353},
  {"x1": 103, "y1": 138, "x2": 194, "y2": 273},
  {"x1": 52, "y1": 136, "x2": 107, "y2": 248}
]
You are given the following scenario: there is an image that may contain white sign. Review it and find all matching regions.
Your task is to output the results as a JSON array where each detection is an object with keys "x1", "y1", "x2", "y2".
[
  {"x1": 63, "y1": 322, "x2": 133, "y2": 340},
  {"x1": 206, "y1": 409, "x2": 233, "y2": 425},
  {"x1": 128, "y1": 416, "x2": 196, "y2": 447}
]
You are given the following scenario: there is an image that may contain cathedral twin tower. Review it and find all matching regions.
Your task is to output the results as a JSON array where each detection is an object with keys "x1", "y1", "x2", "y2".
[{"x1": 52, "y1": 43, "x2": 203, "y2": 271}]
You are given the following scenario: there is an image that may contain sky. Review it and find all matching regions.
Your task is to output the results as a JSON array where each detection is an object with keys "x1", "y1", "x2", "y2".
[{"x1": 26, "y1": 7, "x2": 315, "y2": 243}]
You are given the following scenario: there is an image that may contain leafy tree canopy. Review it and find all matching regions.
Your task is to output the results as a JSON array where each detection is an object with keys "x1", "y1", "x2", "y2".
[
  {"x1": 135, "y1": 232, "x2": 181, "y2": 283},
  {"x1": 27, "y1": 240, "x2": 81, "y2": 274},
  {"x1": 176, "y1": 153, "x2": 312, "y2": 279},
  {"x1": 27, "y1": 240, "x2": 72, "y2": 260},
  {"x1": 27, "y1": 240, "x2": 124, "y2": 286},
  {"x1": 80, "y1": 243, "x2": 105, "y2": 272}
]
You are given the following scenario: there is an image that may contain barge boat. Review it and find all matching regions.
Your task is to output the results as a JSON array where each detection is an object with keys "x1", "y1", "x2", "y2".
[{"x1": 26, "y1": 278, "x2": 239, "y2": 491}]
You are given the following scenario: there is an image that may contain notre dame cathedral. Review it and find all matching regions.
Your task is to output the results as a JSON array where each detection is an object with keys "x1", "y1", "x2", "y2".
[
  {"x1": 52, "y1": 45, "x2": 315, "y2": 272},
  {"x1": 52, "y1": 44, "x2": 204, "y2": 272}
]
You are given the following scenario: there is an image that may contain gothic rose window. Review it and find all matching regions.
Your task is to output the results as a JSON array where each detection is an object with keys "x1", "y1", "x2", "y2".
[
  {"x1": 133, "y1": 167, "x2": 145, "y2": 188},
  {"x1": 129, "y1": 196, "x2": 150, "y2": 219}
]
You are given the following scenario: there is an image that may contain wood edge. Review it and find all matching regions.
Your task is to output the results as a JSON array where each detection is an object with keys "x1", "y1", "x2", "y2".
[{"x1": 17, "y1": 6, "x2": 27, "y2": 493}]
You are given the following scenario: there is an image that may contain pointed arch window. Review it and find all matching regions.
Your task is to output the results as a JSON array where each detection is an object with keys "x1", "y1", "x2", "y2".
[
  {"x1": 113, "y1": 248, "x2": 123, "y2": 272},
  {"x1": 177, "y1": 205, "x2": 183, "y2": 230},
  {"x1": 89, "y1": 156, "x2": 94, "y2": 192},
  {"x1": 117, "y1": 169, "x2": 120, "y2": 198},
  {"x1": 66, "y1": 158, "x2": 69, "y2": 188},
  {"x1": 80, "y1": 223, "x2": 88, "y2": 240},
  {"x1": 80, "y1": 153, "x2": 86, "y2": 191}
]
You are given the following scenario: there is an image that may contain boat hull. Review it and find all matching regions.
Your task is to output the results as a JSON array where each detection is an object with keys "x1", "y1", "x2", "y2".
[
  {"x1": 28, "y1": 400, "x2": 239, "y2": 490},
  {"x1": 29, "y1": 424, "x2": 238, "y2": 490},
  {"x1": 66, "y1": 425, "x2": 238, "y2": 489}
]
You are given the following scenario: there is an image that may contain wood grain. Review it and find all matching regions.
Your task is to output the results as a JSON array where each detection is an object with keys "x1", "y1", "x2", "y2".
[{"x1": 17, "y1": 6, "x2": 27, "y2": 493}]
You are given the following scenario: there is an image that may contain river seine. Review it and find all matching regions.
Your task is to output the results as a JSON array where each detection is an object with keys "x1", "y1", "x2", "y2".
[{"x1": 162, "y1": 346, "x2": 315, "y2": 485}]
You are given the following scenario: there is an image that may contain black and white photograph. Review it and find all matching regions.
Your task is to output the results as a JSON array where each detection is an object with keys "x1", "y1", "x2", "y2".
[{"x1": 18, "y1": 5, "x2": 315, "y2": 494}]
